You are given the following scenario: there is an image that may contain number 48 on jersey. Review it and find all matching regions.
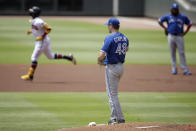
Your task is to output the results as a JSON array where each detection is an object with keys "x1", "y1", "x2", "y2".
[{"x1": 115, "y1": 43, "x2": 127, "y2": 55}]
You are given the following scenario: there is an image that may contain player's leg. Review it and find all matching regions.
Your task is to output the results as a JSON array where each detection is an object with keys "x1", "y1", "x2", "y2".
[
  {"x1": 43, "y1": 38, "x2": 76, "y2": 65},
  {"x1": 54, "y1": 53, "x2": 76, "y2": 65},
  {"x1": 168, "y1": 35, "x2": 177, "y2": 74},
  {"x1": 112, "y1": 64, "x2": 124, "y2": 122},
  {"x1": 106, "y1": 64, "x2": 124, "y2": 124},
  {"x1": 106, "y1": 67, "x2": 118, "y2": 124},
  {"x1": 21, "y1": 41, "x2": 43, "y2": 80},
  {"x1": 176, "y1": 36, "x2": 191, "y2": 75},
  {"x1": 107, "y1": 64, "x2": 124, "y2": 123}
]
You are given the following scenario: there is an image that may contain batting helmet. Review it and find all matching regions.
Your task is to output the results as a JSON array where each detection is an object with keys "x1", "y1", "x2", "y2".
[{"x1": 28, "y1": 6, "x2": 41, "y2": 18}]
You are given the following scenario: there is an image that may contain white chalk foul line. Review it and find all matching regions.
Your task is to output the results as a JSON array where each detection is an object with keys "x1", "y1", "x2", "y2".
[{"x1": 135, "y1": 125, "x2": 160, "y2": 129}]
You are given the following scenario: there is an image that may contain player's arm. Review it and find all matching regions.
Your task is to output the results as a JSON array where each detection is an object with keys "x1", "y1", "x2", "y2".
[
  {"x1": 158, "y1": 21, "x2": 168, "y2": 36},
  {"x1": 158, "y1": 21, "x2": 167, "y2": 30},
  {"x1": 182, "y1": 24, "x2": 192, "y2": 36},
  {"x1": 181, "y1": 16, "x2": 192, "y2": 36},
  {"x1": 97, "y1": 51, "x2": 106, "y2": 64},
  {"x1": 97, "y1": 50, "x2": 106, "y2": 65},
  {"x1": 36, "y1": 23, "x2": 52, "y2": 41},
  {"x1": 158, "y1": 16, "x2": 168, "y2": 36},
  {"x1": 27, "y1": 30, "x2": 32, "y2": 35},
  {"x1": 98, "y1": 37, "x2": 111, "y2": 64},
  {"x1": 43, "y1": 23, "x2": 52, "y2": 34},
  {"x1": 158, "y1": 16, "x2": 167, "y2": 30}
]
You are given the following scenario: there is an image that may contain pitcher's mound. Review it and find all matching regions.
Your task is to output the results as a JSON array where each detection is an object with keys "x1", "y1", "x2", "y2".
[{"x1": 56, "y1": 122, "x2": 196, "y2": 131}]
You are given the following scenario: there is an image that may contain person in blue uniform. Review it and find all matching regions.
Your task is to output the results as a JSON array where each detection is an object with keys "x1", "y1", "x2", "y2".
[
  {"x1": 98, "y1": 18, "x2": 129, "y2": 124},
  {"x1": 158, "y1": 3, "x2": 192, "y2": 75}
]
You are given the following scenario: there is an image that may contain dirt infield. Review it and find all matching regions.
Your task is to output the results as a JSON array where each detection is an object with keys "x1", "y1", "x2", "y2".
[
  {"x1": 56, "y1": 122, "x2": 196, "y2": 131},
  {"x1": 0, "y1": 64, "x2": 196, "y2": 92}
]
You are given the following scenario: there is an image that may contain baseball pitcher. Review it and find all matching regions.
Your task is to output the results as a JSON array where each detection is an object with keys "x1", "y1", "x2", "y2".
[
  {"x1": 158, "y1": 3, "x2": 192, "y2": 75},
  {"x1": 98, "y1": 18, "x2": 129, "y2": 125},
  {"x1": 21, "y1": 6, "x2": 76, "y2": 81}
]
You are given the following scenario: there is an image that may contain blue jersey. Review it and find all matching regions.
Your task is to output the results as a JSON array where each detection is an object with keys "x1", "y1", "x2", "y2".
[
  {"x1": 159, "y1": 13, "x2": 191, "y2": 34},
  {"x1": 101, "y1": 32, "x2": 129, "y2": 65}
]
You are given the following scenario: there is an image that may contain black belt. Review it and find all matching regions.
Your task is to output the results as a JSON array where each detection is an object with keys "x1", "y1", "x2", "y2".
[
  {"x1": 170, "y1": 33, "x2": 181, "y2": 36},
  {"x1": 107, "y1": 62, "x2": 123, "y2": 65}
]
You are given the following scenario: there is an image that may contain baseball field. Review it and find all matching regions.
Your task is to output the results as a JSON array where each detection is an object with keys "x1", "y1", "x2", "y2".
[{"x1": 0, "y1": 16, "x2": 196, "y2": 131}]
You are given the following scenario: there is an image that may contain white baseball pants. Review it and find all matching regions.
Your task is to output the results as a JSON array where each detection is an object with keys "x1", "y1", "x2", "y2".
[{"x1": 31, "y1": 36, "x2": 54, "y2": 62}]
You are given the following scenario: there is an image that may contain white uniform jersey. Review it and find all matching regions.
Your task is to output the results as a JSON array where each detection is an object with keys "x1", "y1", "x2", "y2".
[
  {"x1": 30, "y1": 17, "x2": 54, "y2": 61},
  {"x1": 31, "y1": 17, "x2": 46, "y2": 40}
]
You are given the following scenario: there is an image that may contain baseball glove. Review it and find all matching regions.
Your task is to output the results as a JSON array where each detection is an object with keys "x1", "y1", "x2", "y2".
[{"x1": 98, "y1": 58, "x2": 105, "y2": 66}]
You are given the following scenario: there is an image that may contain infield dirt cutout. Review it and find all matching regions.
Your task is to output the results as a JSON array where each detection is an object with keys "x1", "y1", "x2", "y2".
[
  {"x1": 0, "y1": 64, "x2": 196, "y2": 92},
  {"x1": 56, "y1": 123, "x2": 196, "y2": 131},
  {"x1": 0, "y1": 64, "x2": 196, "y2": 131}
]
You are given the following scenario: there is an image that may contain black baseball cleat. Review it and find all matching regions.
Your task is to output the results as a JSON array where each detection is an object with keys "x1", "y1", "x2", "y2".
[
  {"x1": 118, "y1": 119, "x2": 125, "y2": 124},
  {"x1": 108, "y1": 119, "x2": 118, "y2": 125},
  {"x1": 108, "y1": 119, "x2": 125, "y2": 125},
  {"x1": 183, "y1": 71, "x2": 192, "y2": 75},
  {"x1": 171, "y1": 69, "x2": 177, "y2": 75}
]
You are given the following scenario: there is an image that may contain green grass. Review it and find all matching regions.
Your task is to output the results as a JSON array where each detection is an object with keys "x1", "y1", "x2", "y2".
[
  {"x1": 0, "y1": 92, "x2": 196, "y2": 131},
  {"x1": 0, "y1": 17, "x2": 196, "y2": 65}
]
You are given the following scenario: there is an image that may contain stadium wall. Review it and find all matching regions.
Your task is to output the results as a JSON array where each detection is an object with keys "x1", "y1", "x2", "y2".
[
  {"x1": 144, "y1": 0, "x2": 196, "y2": 24},
  {"x1": 0, "y1": 0, "x2": 195, "y2": 23},
  {"x1": 0, "y1": 0, "x2": 143, "y2": 16}
]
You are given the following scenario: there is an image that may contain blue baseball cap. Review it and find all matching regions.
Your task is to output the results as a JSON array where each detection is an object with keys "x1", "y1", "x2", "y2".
[
  {"x1": 171, "y1": 3, "x2": 179, "y2": 9},
  {"x1": 104, "y1": 18, "x2": 120, "y2": 26}
]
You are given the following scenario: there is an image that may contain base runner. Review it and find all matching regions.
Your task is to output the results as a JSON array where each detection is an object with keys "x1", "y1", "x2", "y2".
[
  {"x1": 158, "y1": 3, "x2": 192, "y2": 75},
  {"x1": 98, "y1": 18, "x2": 129, "y2": 124},
  {"x1": 21, "y1": 6, "x2": 76, "y2": 81}
]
